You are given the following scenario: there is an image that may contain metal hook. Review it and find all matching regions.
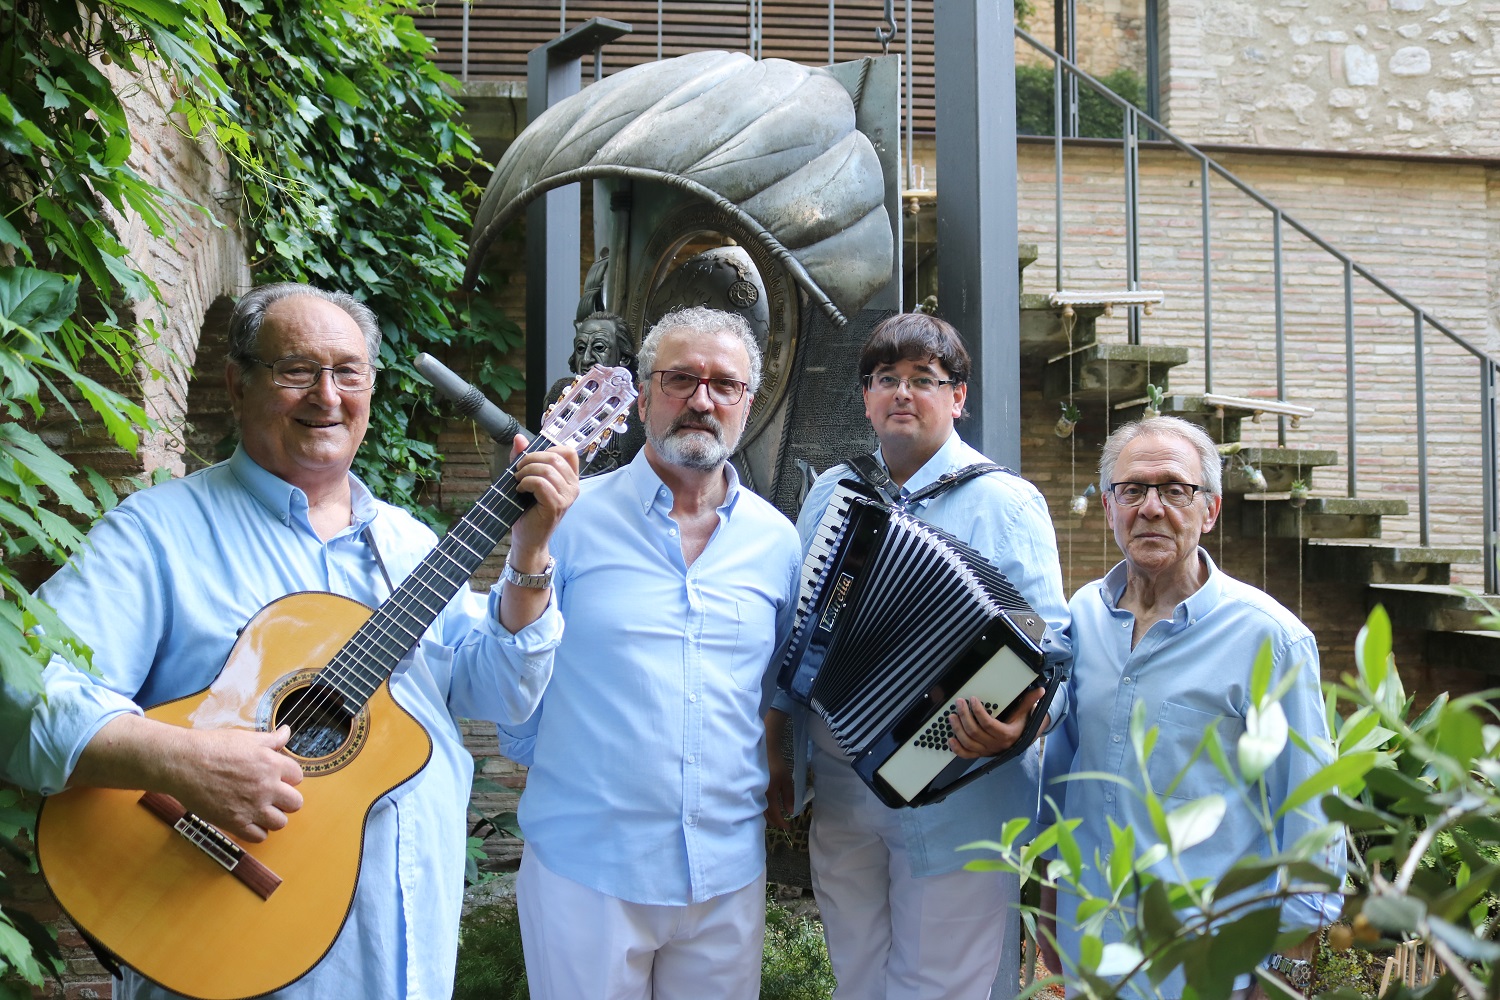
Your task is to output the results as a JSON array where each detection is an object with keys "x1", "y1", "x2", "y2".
[{"x1": 875, "y1": 0, "x2": 896, "y2": 53}]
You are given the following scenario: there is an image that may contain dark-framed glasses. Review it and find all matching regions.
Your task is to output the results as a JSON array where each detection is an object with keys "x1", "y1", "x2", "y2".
[
  {"x1": 1108, "y1": 482, "x2": 1205, "y2": 508},
  {"x1": 652, "y1": 369, "x2": 749, "y2": 405},
  {"x1": 862, "y1": 374, "x2": 958, "y2": 394},
  {"x1": 252, "y1": 357, "x2": 378, "y2": 391}
]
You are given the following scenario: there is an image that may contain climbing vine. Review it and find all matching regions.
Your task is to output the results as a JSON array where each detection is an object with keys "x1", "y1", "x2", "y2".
[{"x1": 0, "y1": 0, "x2": 512, "y2": 988}]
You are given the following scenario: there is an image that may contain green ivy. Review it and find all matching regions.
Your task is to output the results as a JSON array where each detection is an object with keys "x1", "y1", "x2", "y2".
[{"x1": 180, "y1": 0, "x2": 521, "y2": 522}]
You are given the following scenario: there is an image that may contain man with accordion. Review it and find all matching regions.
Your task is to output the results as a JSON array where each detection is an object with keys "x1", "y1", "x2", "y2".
[{"x1": 766, "y1": 312, "x2": 1070, "y2": 1000}]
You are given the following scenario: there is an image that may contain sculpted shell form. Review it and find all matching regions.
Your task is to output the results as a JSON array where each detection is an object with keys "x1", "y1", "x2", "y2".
[{"x1": 465, "y1": 50, "x2": 893, "y2": 324}]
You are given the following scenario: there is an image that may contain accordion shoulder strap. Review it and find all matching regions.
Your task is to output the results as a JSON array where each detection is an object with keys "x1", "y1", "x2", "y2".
[{"x1": 846, "y1": 453, "x2": 1010, "y2": 507}]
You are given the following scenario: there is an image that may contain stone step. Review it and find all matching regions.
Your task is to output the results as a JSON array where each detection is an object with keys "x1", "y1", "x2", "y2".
[
  {"x1": 1110, "y1": 392, "x2": 1315, "y2": 444},
  {"x1": 1367, "y1": 582, "x2": 1494, "y2": 632},
  {"x1": 1042, "y1": 343, "x2": 1191, "y2": 403},
  {"x1": 1020, "y1": 296, "x2": 1101, "y2": 361},
  {"x1": 1423, "y1": 630, "x2": 1500, "y2": 676},
  {"x1": 1237, "y1": 496, "x2": 1408, "y2": 541},
  {"x1": 1222, "y1": 447, "x2": 1340, "y2": 492},
  {"x1": 1306, "y1": 540, "x2": 1477, "y2": 585}
]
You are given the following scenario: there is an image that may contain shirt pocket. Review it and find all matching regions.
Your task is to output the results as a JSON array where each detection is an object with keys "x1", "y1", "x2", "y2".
[
  {"x1": 1146, "y1": 701, "x2": 1246, "y2": 802},
  {"x1": 729, "y1": 601, "x2": 780, "y2": 693}
]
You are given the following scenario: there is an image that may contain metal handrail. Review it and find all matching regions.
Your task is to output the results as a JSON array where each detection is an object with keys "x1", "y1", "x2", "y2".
[{"x1": 1014, "y1": 24, "x2": 1500, "y2": 591}]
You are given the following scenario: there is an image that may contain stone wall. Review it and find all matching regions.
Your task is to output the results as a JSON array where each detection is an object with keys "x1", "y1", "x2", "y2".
[
  {"x1": 1018, "y1": 0, "x2": 1151, "y2": 77},
  {"x1": 1159, "y1": 0, "x2": 1500, "y2": 155}
]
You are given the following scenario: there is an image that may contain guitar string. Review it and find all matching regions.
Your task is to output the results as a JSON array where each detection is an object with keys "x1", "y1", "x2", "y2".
[
  {"x1": 276, "y1": 443, "x2": 539, "y2": 742},
  {"x1": 275, "y1": 383, "x2": 627, "y2": 744}
]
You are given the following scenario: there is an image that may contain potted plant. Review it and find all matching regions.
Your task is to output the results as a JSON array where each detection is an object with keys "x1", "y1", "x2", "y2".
[
  {"x1": 1055, "y1": 402, "x2": 1081, "y2": 439},
  {"x1": 1288, "y1": 478, "x2": 1310, "y2": 508},
  {"x1": 1142, "y1": 383, "x2": 1166, "y2": 419}
]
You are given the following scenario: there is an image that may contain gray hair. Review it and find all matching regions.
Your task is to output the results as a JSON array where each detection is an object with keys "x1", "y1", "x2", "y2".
[
  {"x1": 637, "y1": 306, "x2": 763, "y2": 394},
  {"x1": 1099, "y1": 416, "x2": 1223, "y2": 498},
  {"x1": 227, "y1": 283, "x2": 382, "y2": 371}
]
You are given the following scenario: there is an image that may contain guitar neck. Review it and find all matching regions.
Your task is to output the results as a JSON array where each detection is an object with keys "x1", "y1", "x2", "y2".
[{"x1": 327, "y1": 434, "x2": 553, "y2": 710}]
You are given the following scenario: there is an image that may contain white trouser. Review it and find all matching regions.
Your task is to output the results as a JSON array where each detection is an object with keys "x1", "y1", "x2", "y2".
[
  {"x1": 810, "y1": 746, "x2": 1021, "y2": 1000},
  {"x1": 516, "y1": 848, "x2": 766, "y2": 1000}
]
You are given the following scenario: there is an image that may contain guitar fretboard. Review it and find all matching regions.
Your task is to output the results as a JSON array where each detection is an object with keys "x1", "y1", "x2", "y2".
[{"x1": 321, "y1": 435, "x2": 550, "y2": 713}]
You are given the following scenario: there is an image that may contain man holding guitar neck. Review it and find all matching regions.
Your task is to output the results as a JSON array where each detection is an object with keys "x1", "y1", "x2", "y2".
[
  {"x1": 497, "y1": 306, "x2": 803, "y2": 999},
  {"x1": 0, "y1": 283, "x2": 580, "y2": 998}
]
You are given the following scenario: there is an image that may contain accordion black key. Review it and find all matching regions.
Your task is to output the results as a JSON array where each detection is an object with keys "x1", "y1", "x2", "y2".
[{"x1": 778, "y1": 479, "x2": 1065, "y2": 808}]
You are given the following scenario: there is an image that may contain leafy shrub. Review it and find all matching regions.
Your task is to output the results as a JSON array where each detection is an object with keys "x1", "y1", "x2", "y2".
[{"x1": 1016, "y1": 64, "x2": 1148, "y2": 139}]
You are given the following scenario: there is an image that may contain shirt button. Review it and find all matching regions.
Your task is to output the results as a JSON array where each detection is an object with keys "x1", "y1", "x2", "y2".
[
  {"x1": 1123, "y1": 677, "x2": 1132, "y2": 684},
  {"x1": 689, "y1": 693, "x2": 698, "y2": 703},
  {"x1": 686, "y1": 754, "x2": 696, "y2": 764},
  {"x1": 1122, "y1": 622, "x2": 1130, "y2": 629},
  {"x1": 669, "y1": 528, "x2": 678, "y2": 536},
  {"x1": 1112, "y1": 734, "x2": 1121, "y2": 743},
  {"x1": 1105, "y1": 793, "x2": 1114, "y2": 803}
]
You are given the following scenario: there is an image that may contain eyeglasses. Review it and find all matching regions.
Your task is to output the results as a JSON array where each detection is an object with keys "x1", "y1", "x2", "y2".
[
  {"x1": 651, "y1": 369, "x2": 749, "y2": 405},
  {"x1": 250, "y1": 357, "x2": 377, "y2": 391},
  {"x1": 862, "y1": 374, "x2": 959, "y2": 394},
  {"x1": 1108, "y1": 482, "x2": 1206, "y2": 508}
]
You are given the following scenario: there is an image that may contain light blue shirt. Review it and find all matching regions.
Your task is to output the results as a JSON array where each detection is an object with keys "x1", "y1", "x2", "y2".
[
  {"x1": 1041, "y1": 551, "x2": 1343, "y2": 997},
  {"x1": 0, "y1": 446, "x2": 560, "y2": 1000},
  {"x1": 776, "y1": 431, "x2": 1071, "y2": 877},
  {"x1": 497, "y1": 449, "x2": 802, "y2": 905}
]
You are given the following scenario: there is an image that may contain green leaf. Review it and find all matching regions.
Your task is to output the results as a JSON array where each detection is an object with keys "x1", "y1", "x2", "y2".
[
  {"x1": 1139, "y1": 879, "x2": 1180, "y2": 941},
  {"x1": 1207, "y1": 906, "x2": 1281, "y2": 985},
  {"x1": 1165, "y1": 794, "x2": 1226, "y2": 853},
  {"x1": 0, "y1": 423, "x2": 92, "y2": 513},
  {"x1": 1277, "y1": 751, "x2": 1378, "y2": 818},
  {"x1": 1249, "y1": 638, "x2": 1273, "y2": 704},
  {"x1": 324, "y1": 73, "x2": 362, "y2": 107},
  {"x1": 1428, "y1": 914, "x2": 1500, "y2": 962},
  {"x1": 1238, "y1": 700, "x2": 1287, "y2": 785},
  {"x1": 1356, "y1": 605, "x2": 1392, "y2": 691},
  {"x1": 0, "y1": 267, "x2": 78, "y2": 335},
  {"x1": 1362, "y1": 893, "x2": 1426, "y2": 934}
]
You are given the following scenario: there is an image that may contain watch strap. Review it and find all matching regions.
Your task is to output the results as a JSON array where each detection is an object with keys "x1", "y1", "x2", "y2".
[{"x1": 503, "y1": 556, "x2": 555, "y2": 589}]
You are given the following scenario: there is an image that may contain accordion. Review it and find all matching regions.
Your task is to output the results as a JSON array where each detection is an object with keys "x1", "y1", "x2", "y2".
[{"x1": 777, "y1": 479, "x2": 1065, "y2": 808}]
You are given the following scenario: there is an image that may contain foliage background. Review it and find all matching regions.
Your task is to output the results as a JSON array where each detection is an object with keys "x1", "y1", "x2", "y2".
[{"x1": 0, "y1": 0, "x2": 510, "y2": 991}]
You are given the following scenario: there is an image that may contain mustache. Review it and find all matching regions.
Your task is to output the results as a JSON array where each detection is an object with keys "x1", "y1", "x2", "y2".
[{"x1": 668, "y1": 411, "x2": 725, "y2": 441}]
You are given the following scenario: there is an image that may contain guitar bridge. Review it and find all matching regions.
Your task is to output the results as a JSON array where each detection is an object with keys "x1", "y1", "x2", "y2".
[{"x1": 139, "y1": 792, "x2": 283, "y2": 900}]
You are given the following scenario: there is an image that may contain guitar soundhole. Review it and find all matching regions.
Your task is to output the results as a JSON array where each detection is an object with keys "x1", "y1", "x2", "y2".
[{"x1": 276, "y1": 682, "x2": 354, "y2": 760}]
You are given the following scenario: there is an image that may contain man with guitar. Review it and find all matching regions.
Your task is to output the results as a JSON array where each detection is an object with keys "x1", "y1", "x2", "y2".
[
  {"x1": 765, "y1": 311, "x2": 1071, "y2": 1000},
  {"x1": 0, "y1": 283, "x2": 582, "y2": 998},
  {"x1": 497, "y1": 306, "x2": 804, "y2": 999}
]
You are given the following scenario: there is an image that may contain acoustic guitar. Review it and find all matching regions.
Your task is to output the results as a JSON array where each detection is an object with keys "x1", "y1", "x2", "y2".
[{"x1": 35, "y1": 364, "x2": 637, "y2": 1000}]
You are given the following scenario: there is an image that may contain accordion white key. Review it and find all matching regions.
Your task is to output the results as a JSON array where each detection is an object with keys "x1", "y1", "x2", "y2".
[{"x1": 778, "y1": 480, "x2": 1065, "y2": 808}]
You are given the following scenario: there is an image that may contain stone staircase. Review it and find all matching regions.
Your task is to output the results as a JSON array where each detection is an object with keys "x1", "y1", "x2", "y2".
[{"x1": 1018, "y1": 254, "x2": 1494, "y2": 677}]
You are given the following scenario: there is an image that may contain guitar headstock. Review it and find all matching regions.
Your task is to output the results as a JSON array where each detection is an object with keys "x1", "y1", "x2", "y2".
[{"x1": 540, "y1": 364, "x2": 637, "y2": 459}]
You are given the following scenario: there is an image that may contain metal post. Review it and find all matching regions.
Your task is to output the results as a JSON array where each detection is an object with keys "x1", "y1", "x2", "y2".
[
  {"x1": 1124, "y1": 107, "x2": 1141, "y2": 345},
  {"x1": 936, "y1": 0, "x2": 1020, "y2": 469},
  {"x1": 828, "y1": 0, "x2": 835, "y2": 64},
  {"x1": 1053, "y1": 60, "x2": 1063, "y2": 293},
  {"x1": 1201, "y1": 157, "x2": 1212, "y2": 393},
  {"x1": 904, "y1": 0, "x2": 913, "y2": 186},
  {"x1": 524, "y1": 19, "x2": 633, "y2": 431},
  {"x1": 1145, "y1": 0, "x2": 1160, "y2": 125},
  {"x1": 1273, "y1": 210, "x2": 1285, "y2": 446},
  {"x1": 1344, "y1": 260, "x2": 1357, "y2": 498},
  {"x1": 1414, "y1": 311, "x2": 1429, "y2": 547},
  {"x1": 1485, "y1": 360, "x2": 1498, "y2": 593},
  {"x1": 461, "y1": 1, "x2": 470, "y2": 82}
]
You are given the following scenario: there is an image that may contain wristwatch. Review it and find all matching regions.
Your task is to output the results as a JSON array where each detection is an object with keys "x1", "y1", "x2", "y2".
[
  {"x1": 503, "y1": 556, "x2": 555, "y2": 589},
  {"x1": 1262, "y1": 953, "x2": 1313, "y2": 990}
]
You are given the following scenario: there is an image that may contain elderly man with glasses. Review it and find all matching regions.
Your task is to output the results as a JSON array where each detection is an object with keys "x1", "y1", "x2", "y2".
[
  {"x1": 497, "y1": 306, "x2": 803, "y2": 999},
  {"x1": 1039, "y1": 416, "x2": 1342, "y2": 999},
  {"x1": 766, "y1": 311, "x2": 1069, "y2": 1000},
  {"x1": 0, "y1": 282, "x2": 581, "y2": 998}
]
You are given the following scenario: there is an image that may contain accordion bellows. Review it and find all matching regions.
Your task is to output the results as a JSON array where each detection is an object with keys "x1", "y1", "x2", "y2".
[{"x1": 779, "y1": 481, "x2": 1059, "y2": 808}]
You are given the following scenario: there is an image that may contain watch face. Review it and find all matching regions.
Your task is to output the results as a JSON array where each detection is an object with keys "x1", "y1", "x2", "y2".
[{"x1": 1267, "y1": 955, "x2": 1313, "y2": 990}]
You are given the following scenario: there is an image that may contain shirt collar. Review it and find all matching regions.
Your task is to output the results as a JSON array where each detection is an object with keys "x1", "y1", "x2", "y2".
[
  {"x1": 1101, "y1": 547, "x2": 1224, "y2": 625},
  {"x1": 622, "y1": 447, "x2": 744, "y2": 517},
  {"x1": 227, "y1": 445, "x2": 377, "y2": 534},
  {"x1": 873, "y1": 430, "x2": 974, "y2": 504}
]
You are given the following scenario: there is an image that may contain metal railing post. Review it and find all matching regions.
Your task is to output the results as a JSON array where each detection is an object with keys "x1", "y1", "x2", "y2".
[
  {"x1": 1415, "y1": 311, "x2": 1429, "y2": 547},
  {"x1": 1124, "y1": 107, "x2": 1141, "y2": 344},
  {"x1": 1485, "y1": 360, "x2": 1498, "y2": 594},
  {"x1": 1274, "y1": 209, "x2": 1286, "y2": 447},
  {"x1": 1344, "y1": 260, "x2": 1358, "y2": 498},
  {"x1": 461, "y1": 1, "x2": 470, "y2": 82},
  {"x1": 828, "y1": 0, "x2": 834, "y2": 63},
  {"x1": 1054, "y1": 59, "x2": 1064, "y2": 292},
  {"x1": 1201, "y1": 157, "x2": 1213, "y2": 393}
]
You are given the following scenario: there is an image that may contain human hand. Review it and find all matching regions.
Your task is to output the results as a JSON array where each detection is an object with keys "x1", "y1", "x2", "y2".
[
  {"x1": 164, "y1": 725, "x2": 305, "y2": 842},
  {"x1": 764, "y1": 710, "x2": 795, "y2": 830},
  {"x1": 947, "y1": 686, "x2": 1046, "y2": 759},
  {"x1": 505, "y1": 434, "x2": 580, "y2": 565}
]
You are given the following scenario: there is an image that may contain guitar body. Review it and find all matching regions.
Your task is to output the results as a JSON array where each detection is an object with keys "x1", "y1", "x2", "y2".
[{"x1": 36, "y1": 591, "x2": 433, "y2": 1000}]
